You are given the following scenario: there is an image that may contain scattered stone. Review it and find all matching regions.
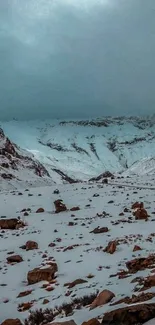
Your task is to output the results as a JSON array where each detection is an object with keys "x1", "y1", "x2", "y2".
[
  {"x1": 17, "y1": 290, "x2": 32, "y2": 298},
  {"x1": 36, "y1": 208, "x2": 44, "y2": 213},
  {"x1": 133, "y1": 208, "x2": 148, "y2": 220},
  {"x1": 126, "y1": 255, "x2": 155, "y2": 273},
  {"x1": 27, "y1": 264, "x2": 58, "y2": 284},
  {"x1": 7, "y1": 255, "x2": 23, "y2": 264},
  {"x1": 64, "y1": 278, "x2": 87, "y2": 288},
  {"x1": 0, "y1": 218, "x2": 25, "y2": 230},
  {"x1": 70, "y1": 206, "x2": 80, "y2": 211},
  {"x1": 90, "y1": 227, "x2": 109, "y2": 234},
  {"x1": 82, "y1": 319, "x2": 100, "y2": 325},
  {"x1": 1, "y1": 320, "x2": 22, "y2": 325},
  {"x1": 104, "y1": 241, "x2": 117, "y2": 254},
  {"x1": 133, "y1": 245, "x2": 142, "y2": 252},
  {"x1": 54, "y1": 200, "x2": 67, "y2": 213},
  {"x1": 132, "y1": 202, "x2": 144, "y2": 209},
  {"x1": 25, "y1": 241, "x2": 38, "y2": 251}
]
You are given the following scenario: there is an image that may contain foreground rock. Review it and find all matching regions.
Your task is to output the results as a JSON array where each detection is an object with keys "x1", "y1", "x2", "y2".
[
  {"x1": 90, "y1": 290, "x2": 115, "y2": 310},
  {"x1": 102, "y1": 303, "x2": 155, "y2": 325},
  {"x1": 25, "y1": 240, "x2": 38, "y2": 251},
  {"x1": 54, "y1": 200, "x2": 67, "y2": 213},
  {"x1": 1, "y1": 320, "x2": 22, "y2": 325},
  {"x1": 27, "y1": 264, "x2": 58, "y2": 284},
  {"x1": 0, "y1": 218, "x2": 25, "y2": 230},
  {"x1": 49, "y1": 321, "x2": 77, "y2": 325}
]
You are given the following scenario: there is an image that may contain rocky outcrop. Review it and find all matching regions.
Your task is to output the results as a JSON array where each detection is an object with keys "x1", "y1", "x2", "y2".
[
  {"x1": 1, "y1": 320, "x2": 22, "y2": 325},
  {"x1": 126, "y1": 255, "x2": 155, "y2": 273},
  {"x1": 102, "y1": 303, "x2": 155, "y2": 325}
]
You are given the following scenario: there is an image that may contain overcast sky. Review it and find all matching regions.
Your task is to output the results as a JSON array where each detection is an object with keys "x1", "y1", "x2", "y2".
[{"x1": 0, "y1": 0, "x2": 155, "y2": 120}]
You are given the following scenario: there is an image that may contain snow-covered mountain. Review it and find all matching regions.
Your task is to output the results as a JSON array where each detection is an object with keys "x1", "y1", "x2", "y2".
[{"x1": 1, "y1": 116, "x2": 155, "y2": 187}]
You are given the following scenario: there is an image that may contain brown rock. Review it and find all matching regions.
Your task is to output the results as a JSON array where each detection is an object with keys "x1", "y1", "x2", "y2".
[
  {"x1": 64, "y1": 278, "x2": 87, "y2": 288},
  {"x1": 70, "y1": 206, "x2": 80, "y2": 211},
  {"x1": 17, "y1": 290, "x2": 32, "y2": 298},
  {"x1": 126, "y1": 255, "x2": 155, "y2": 273},
  {"x1": 54, "y1": 199, "x2": 67, "y2": 213},
  {"x1": 43, "y1": 298, "x2": 49, "y2": 304},
  {"x1": 27, "y1": 264, "x2": 58, "y2": 284},
  {"x1": 90, "y1": 289, "x2": 115, "y2": 310},
  {"x1": 82, "y1": 319, "x2": 100, "y2": 325},
  {"x1": 132, "y1": 202, "x2": 144, "y2": 209},
  {"x1": 0, "y1": 218, "x2": 24, "y2": 230},
  {"x1": 25, "y1": 241, "x2": 38, "y2": 251},
  {"x1": 36, "y1": 208, "x2": 44, "y2": 213},
  {"x1": 140, "y1": 275, "x2": 155, "y2": 291},
  {"x1": 1, "y1": 319, "x2": 22, "y2": 325},
  {"x1": 102, "y1": 303, "x2": 155, "y2": 325},
  {"x1": 133, "y1": 208, "x2": 148, "y2": 220},
  {"x1": 18, "y1": 301, "x2": 33, "y2": 312},
  {"x1": 90, "y1": 227, "x2": 109, "y2": 234},
  {"x1": 133, "y1": 245, "x2": 142, "y2": 252},
  {"x1": 7, "y1": 255, "x2": 23, "y2": 264},
  {"x1": 104, "y1": 241, "x2": 117, "y2": 254},
  {"x1": 111, "y1": 292, "x2": 155, "y2": 306}
]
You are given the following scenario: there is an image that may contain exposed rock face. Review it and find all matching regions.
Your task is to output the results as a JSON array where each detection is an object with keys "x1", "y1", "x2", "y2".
[
  {"x1": 140, "y1": 275, "x2": 155, "y2": 291},
  {"x1": 0, "y1": 218, "x2": 24, "y2": 230},
  {"x1": 7, "y1": 255, "x2": 23, "y2": 264},
  {"x1": 27, "y1": 264, "x2": 58, "y2": 284},
  {"x1": 54, "y1": 200, "x2": 67, "y2": 213},
  {"x1": 90, "y1": 290, "x2": 115, "y2": 309},
  {"x1": 1, "y1": 319, "x2": 22, "y2": 325},
  {"x1": 102, "y1": 303, "x2": 155, "y2": 325},
  {"x1": 126, "y1": 255, "x2": 155, "y2": 273},
  {"x1": 104, "y1": 241, "x2": 117, "y2": 254}
]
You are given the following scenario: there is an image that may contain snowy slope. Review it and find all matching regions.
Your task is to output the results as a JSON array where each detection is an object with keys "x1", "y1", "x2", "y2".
[{"x1": 1, "y1": 116, "x2": 155, "y2": 182}]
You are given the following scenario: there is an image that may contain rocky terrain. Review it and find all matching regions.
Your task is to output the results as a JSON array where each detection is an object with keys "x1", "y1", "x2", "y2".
[{"x1": 1, "y1": 174, "x2": 155, "y2": 324}]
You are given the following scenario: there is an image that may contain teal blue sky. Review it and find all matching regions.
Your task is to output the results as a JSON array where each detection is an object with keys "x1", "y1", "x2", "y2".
[{"x1": 0, "y1": 0, "x2": 155, "y2": 120}]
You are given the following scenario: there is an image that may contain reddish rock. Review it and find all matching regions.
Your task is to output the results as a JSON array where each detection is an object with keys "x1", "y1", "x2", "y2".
[
  {"x1": 70, "y1": 206, "x2": 80, "y2": 211},
  {"x1": 132, "y1": 202, "x2": 144, "y2": 209},
  {"x1": 64, "y1": 278, "x2": 88, "y2": 288},
  {"x1": 0, "y1": 218, "x2": 24, "y2": 230},
  {"x1": 43, "y1": 298, "x2": 49, "y2": 304},
  {"x1": 25, "y1": 241, "x2": 38, "y2": 251},
  {"x1": 126, "y1": 255, "x2": 155, "y2": 273},
  {"x1": 7, "y1": 255, "x2": 23, "y2": 264},
  {"x1": 90, "y1": 290, "x2": 115, "y2": 310},
  {"x1": 27, "y1": 264, "x2": 58, "y2": 284},
  {"x1": 111, "y1": 292, "x2": 155, "y2": 306},
  {"x1": 133, "y1": 208, "x2": 148, "y2": 220},
  {"x1": 90, "y1": 227, "x2": 109, "y2": 234},
  {"x1": 17, "y1": 290, "x2": 32, "y2": 298},
  {"x1": 82, "y1": 319, "x2": 100, "y2": 325},
  {"x1": 54, "y1": 200, "x2": 67, "y2": 213},
  {"x1": 1, "y1": 320, "x2": 23, "y2": 325},
  {"x1": 140, "y1": 275, "x2": 155, "y2": 291},
  {"x1": 104, "y1": 241, "x2": 117, "y2": 254},
  {"x1": 133, "y1": 245, "x2": 142, "y2": 252},
  {"x1": 36, "y1": 208, "x2": 44, "y2": 213},
  {"x1": 102, "y1": 303, "x2": 155, "y2": 325},
  {"x1": 18, "y1": 301, "x2": 33, "y2": 312}
]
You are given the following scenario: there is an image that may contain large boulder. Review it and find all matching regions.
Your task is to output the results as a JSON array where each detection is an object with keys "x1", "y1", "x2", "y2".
[
  {"x1": 54, "y1": 200, "x2": 67, "y2": 213},
  {"x1": 102, "y1": 303, "x2": 155, "y2": 325},
  {"x1": 27, "y1": 264, "x2": 58, "y2": 285},
  {"x1": 1, "y1": 320, "x2": 22, "y2": 325},
  {"x1": 90, "y1": 290, "x2": 115, "y2": 310}
]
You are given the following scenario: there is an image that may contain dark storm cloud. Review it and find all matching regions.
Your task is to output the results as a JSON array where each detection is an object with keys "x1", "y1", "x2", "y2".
[{"x1": 0, "y1": 0, "x2": 155, "y2": 120}]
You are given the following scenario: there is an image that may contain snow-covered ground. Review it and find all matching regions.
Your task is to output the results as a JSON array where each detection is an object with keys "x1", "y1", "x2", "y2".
[
  {"x1": 1, "y1": 176, "x2": 155, "y2": 323},
  {"x1": 1, "y1": 116, "x2": 155, "y2": 184}
]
